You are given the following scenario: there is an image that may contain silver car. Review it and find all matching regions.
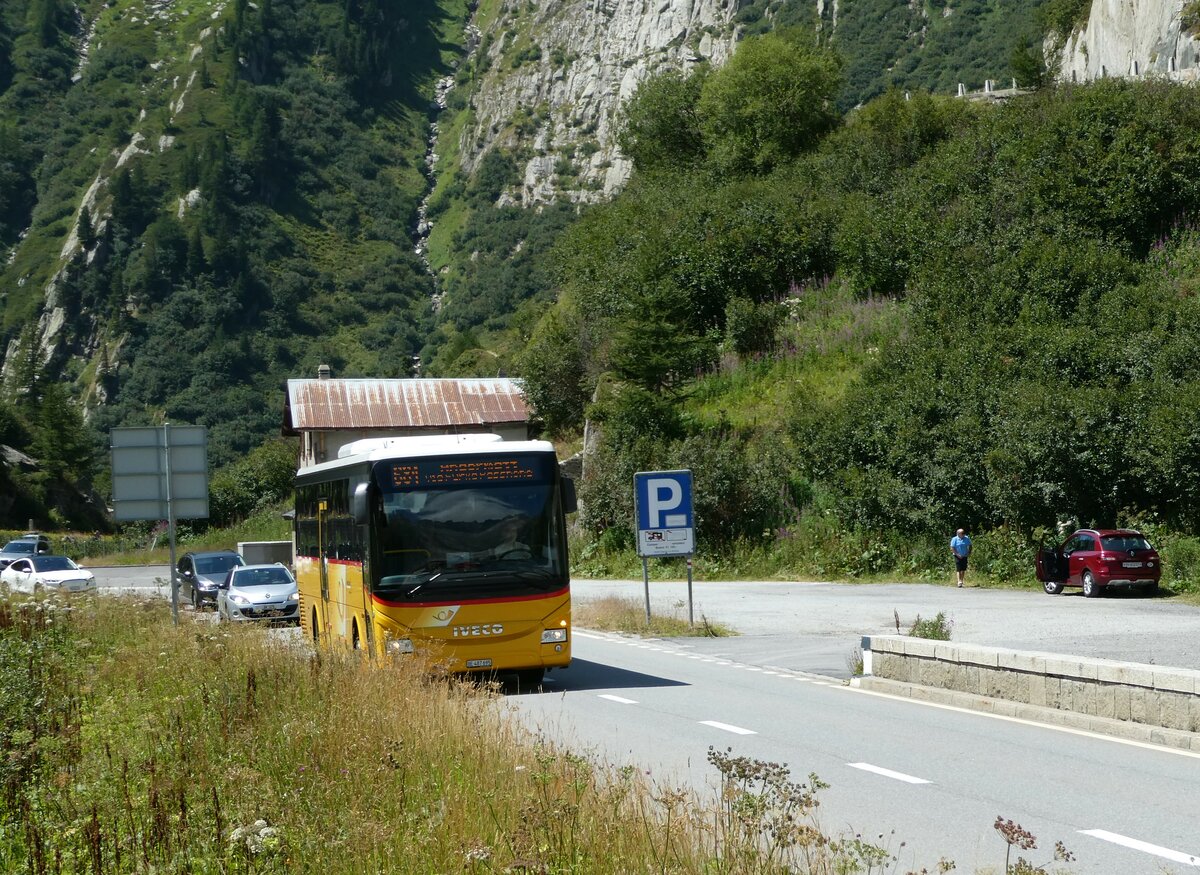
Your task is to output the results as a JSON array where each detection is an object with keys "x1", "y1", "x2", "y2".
[{"x1": 216, "y1": 563, "x2": 300, "y2": 624}]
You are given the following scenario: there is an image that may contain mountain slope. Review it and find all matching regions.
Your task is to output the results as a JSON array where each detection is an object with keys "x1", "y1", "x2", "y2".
[{"x1": 1, "y1": 0, "x2": 470, "y2": 469}]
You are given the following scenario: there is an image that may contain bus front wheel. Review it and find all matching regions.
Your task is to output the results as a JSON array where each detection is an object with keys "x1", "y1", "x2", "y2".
[{"x1": 513, "y1": 668, "x2": 543, "y2": 691}]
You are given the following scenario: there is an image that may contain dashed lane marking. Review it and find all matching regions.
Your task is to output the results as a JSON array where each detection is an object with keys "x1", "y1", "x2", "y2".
[
  {"x1": 1078, "y1": 829, "x2": 1200, "y2": 867},
  {"x1": 700, "y1": 720, "x2": 757, "y2": 735},
  {"x1": 847, "y1": 762, "x2": 931, "y2": 784},
  {"x1": 597, "y1": 694, "x2": 638, "y2": 704}
]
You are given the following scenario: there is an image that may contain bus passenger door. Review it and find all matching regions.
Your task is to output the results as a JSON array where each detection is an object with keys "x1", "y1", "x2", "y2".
[
  {"x1": 354, "y1": 483, "x2": 376, "y2": 655},
  {"x1": 318, "y1": 499, "x2": 330, "y2": 636}
]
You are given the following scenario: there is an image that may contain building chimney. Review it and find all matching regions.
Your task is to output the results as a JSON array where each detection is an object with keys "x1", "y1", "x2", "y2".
[{"x1": 317, "y1": 364, "x2": 332, "y2": 380}]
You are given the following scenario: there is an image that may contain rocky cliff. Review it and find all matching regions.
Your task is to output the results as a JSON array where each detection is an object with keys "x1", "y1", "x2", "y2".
[
  {"x1": 1055, "y1": 0, "x2": 1200, "y2": 82},
  {"x1": 455, "y1": 0, "x2": 740, "y2": 206}
]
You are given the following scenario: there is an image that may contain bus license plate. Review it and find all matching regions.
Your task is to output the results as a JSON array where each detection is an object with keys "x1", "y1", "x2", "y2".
[{"x1": 466, "y1": 659, "x2": 492, "y2": 668}]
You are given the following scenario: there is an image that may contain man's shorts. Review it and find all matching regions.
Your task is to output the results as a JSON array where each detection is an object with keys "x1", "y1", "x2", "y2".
[{"x1": 954, "y1": 555, "x2": 969, "y2": 572}]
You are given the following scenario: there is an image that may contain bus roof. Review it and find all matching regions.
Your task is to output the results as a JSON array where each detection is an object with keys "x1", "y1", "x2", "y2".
[{"x1": 297, "y1": 434, "x2": 558, "y2": 477}]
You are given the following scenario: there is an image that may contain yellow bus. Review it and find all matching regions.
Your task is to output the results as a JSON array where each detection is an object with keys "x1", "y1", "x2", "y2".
[{"x1": 293, "y1": 434, "x2": 574, "y2": 686}]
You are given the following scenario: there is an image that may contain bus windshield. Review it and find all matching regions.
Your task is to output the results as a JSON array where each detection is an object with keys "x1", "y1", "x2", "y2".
[{"x1": 371, "y1": 453, "x2": 567, "y2": 599}]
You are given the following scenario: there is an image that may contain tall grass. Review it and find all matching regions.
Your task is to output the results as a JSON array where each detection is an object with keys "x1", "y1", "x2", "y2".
[
  {"x1": 574, "y1": 595, "x2": 734, "y2": 637},
  {"x1": 1, "y1": 592, "x2": 962, "y2": 874}
]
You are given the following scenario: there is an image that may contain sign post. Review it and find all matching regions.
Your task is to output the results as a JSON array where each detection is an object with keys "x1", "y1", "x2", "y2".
[
  {"x1": 111, "y1": 425, "x2": 209, "y2": 624},
  {"x1": 634, "y1": 470, "x2": 695, "y2": 625}
]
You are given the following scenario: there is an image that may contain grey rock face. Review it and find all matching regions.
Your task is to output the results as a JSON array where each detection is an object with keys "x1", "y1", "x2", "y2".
[
  {"x1": 459, "y1": 0, "x2": 739, "y2": 206},
  {"x1": 1054, "y1": 0, "x2": 1200, "y2": 83}
]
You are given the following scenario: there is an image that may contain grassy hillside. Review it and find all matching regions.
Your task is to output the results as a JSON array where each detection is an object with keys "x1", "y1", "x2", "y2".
[
  {"x1": 0, "y1": 0, "x2": 471, "y2": 520},
  {"x1": 519, "y1": 34, "x2": 1200, "y2": 588},
  {"x1": 3, "y1": 590, "x2": 1054, "y2": 872}
]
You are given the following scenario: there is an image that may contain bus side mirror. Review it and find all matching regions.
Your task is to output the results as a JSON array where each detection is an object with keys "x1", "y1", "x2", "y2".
[
  {"x1": 561, "y1": 477, "x2": 577, "y2": 514},
  {"x1": 352, "y1": 482, "x2": 370, "y2": 524}
]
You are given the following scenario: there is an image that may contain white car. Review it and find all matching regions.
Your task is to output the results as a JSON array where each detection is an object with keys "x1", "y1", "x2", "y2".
[
  {"x1": 0, "y1": 555, "x2": 96, "y2": 594},
  {"x1": 216, "y1": 563, "x2": 300, "y2": 623}
]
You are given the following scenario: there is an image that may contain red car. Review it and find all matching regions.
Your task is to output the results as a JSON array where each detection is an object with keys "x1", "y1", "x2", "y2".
[{"x1": 1036, "y1": 528, "x2": 1161, "y2": 597}]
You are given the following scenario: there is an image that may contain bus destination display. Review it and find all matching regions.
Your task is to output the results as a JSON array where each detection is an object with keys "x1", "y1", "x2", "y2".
[{"x1": 388, "y1": 457, "x2": 546, "y2": 489}]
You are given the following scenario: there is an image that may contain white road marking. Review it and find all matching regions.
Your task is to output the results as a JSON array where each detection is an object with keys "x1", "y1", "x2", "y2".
[
  {"x1": 700, "y1": 720, "x2": 757, "y2": 735},
  {"x1": 839, "y1": 684, "x2": 1200, "y2": 761},
  {"x1": 577, "y1": 627, "x2": 1200, "y2": 764},
  {"x1": 1079, "y1": 829, "x2": 1200, "y2": 866},
  {"x1": 598, "y1": 694, "x2": 638, "y2": 704},
  {"x1": 847, "y1": 762, "x2": 931, "y2": 784}
]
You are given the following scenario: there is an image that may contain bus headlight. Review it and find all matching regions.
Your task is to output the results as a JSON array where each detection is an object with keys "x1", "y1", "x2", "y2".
[
  {"x1": 541, "y1": 628, "x2": 568, "y2": 643},
  {"x1": 387, "y1": 637, "x2": 414, "y2": 654}
]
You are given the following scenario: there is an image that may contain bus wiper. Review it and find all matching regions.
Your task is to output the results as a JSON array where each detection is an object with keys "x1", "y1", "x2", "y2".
[{"x1": 405, "y1": 572, "x2": 441, "y2": 599}]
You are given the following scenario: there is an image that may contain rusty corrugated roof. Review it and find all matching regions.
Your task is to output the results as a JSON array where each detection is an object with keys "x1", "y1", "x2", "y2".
[{"x1": 282, "y1": 378, "x2": 529, "y2": 434}]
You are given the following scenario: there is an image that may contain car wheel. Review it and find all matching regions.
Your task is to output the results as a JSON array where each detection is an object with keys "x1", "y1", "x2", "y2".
[
  {"x1": 1140, "y1": 583, "x2": 1159, "y2": 597},
  {"x1": 1042, "y1": 580, "x2": 1063, "y2": 595},
  {"x1": 1082, "y1": 571, "x2": 1100, "y2": 598}
]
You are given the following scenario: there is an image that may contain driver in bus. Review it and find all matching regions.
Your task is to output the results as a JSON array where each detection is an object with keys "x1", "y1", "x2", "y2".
[{"x1": 491, "y1": 516, "x2": 533, "y2": 559}]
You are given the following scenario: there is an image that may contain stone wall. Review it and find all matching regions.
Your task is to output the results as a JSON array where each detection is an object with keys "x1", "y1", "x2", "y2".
[{"x1": 859, "y1": 635, "x2": 1200, "y2": 750}]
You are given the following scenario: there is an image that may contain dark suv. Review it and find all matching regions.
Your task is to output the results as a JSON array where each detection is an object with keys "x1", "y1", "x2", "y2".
[
  {"x1": 178, "y1": 550, "x2": 245, "y2": 610},
  {"x1": 0, "y1": 534, "x2": 52, "y2": 570},
  {"x1": 1036, "y1": 528, "x2": 1161, "y2": 597}
]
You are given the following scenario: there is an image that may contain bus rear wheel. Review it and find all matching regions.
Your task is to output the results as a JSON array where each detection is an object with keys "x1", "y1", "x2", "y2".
[{"x1": 311, "y1": 608, "x2": 320, "y2": 644}]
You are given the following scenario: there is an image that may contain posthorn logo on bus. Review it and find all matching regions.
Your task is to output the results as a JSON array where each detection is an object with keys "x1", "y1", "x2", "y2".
[{"x1": 452, "y1": 624, "x2": 504, "y2": 637}]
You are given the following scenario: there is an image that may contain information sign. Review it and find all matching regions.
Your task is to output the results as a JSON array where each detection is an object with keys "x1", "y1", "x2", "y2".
[{"x1": 634, "y1": 470, "x2": 694, "y2": 558}]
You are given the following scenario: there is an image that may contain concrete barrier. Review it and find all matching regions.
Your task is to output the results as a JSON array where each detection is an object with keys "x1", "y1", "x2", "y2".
[
  {"x1": 857, "y1": 635, "x2": 1200, "y2": 752},
  {"x1": 237, "y1": 540, "x2": 293, "y2": 566}
]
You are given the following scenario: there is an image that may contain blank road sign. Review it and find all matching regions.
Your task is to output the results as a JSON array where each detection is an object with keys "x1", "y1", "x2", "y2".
[{"x1": 111, "y1": 426, "x2": 209, "y2": 521}]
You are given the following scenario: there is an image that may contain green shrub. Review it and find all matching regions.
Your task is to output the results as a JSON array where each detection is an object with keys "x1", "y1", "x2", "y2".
[{"x1": 908, "y1": 611, "x2": 952, "y2": 640}]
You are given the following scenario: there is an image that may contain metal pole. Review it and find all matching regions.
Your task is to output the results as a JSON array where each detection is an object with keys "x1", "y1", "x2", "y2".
[
  {"x1": 687, "y1": 555, "x2": 694, "y2": 627},
  {"x1": 642, "y1": 557, "x2": 651, "y2": 624},
  {"x1": 164, "y1": 423, "x2": 179, "y2": 626}
]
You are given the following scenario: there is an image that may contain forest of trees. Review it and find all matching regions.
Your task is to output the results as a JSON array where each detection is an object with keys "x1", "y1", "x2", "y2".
[
  {"x1": 9, "y1": 0, "x2": 1200, "y2": 587},
  {"x1": 519, "y1": 31, "x2": 1200, "y2": 580},
  {"x1": 0, "y1": 0, "x2": 467, "y2": 526}
]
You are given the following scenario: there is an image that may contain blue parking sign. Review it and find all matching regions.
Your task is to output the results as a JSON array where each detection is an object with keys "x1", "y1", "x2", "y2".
[{"x1": 634, "y1": 470, "x2": 694, "y2": 557}]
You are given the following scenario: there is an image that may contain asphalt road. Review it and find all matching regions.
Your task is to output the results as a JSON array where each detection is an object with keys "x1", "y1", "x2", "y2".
[
  {"x1": 513, "y1": 630, "x2": 1200, "y2": 874},
  {"x1": 93, "y1": 567, "x2": 1200, "y2": 870},
  {"x1": 570, "y1": 577, "x2": 1200, "y2": 677},
  {"x1": 93, "y1": 568, "x2": 1200, "y2": 675}
]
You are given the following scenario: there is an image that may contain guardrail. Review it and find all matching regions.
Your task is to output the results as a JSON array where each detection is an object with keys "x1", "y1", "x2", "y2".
[{"x1": 857, "y1": 635, "x2": 1200, "y2": 751}]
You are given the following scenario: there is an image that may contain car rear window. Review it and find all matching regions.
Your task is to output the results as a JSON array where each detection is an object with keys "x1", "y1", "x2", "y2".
[
  {"x1": 234, "y1": 568, "x2": 293, "y2": 587},
  {"x1": 197, "y1": 555, "x2": 243, "y2": 574},
  {"x1": 1101, "y1": 534, "x2": 1152, "y2": 552}
]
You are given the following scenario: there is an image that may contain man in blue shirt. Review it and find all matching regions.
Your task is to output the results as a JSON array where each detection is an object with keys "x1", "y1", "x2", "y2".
[{"x1": 950, "y1": 528, "x2": 972, "y2": 587}]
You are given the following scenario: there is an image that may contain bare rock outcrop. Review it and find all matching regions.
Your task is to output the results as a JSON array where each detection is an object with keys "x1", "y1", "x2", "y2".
[
  {"x1": 459, "y1": 0, "x2": 739, "y2": 206},
  {"x1": 1055, "y1": 0, "x2": 1200, "y2": 82}
]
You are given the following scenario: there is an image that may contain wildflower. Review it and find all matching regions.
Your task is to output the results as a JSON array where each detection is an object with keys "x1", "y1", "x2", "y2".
[{"x1": 464, "y1": 845, "x2": 492, "y2": 864}]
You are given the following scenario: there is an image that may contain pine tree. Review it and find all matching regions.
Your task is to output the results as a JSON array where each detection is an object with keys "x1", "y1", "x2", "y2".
[
  {"x1": 77, "y1": 206, "x2": 95, "y2": 249},
  {"x1": 31, "y1": 382, "x2": 95, "y2": 482},
  {"x1": 186, "y1": 226, "x2": 207, "y2": 276}
]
